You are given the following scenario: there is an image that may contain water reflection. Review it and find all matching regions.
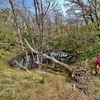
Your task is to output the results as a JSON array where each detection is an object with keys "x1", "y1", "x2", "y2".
[{"x1": 12, "y1": 51, "x2": 76, "y2": 69}]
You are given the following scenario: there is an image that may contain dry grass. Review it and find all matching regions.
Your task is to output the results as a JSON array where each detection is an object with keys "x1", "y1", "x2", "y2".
[{"x1": 0, "y1": 47, "x2": 99, "y2": 100}]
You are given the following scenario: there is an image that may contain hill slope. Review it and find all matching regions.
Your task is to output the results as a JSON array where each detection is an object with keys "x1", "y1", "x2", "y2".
[{"x1": 0, "y1": 47, "x2": 92, "y2": 100}]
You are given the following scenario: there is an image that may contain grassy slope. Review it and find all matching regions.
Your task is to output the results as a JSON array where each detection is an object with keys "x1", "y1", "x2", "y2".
[
  {"x1": 0, "y1": 47, "x2": 92, "y2": 100},
  {"x1": 0, "y1": 33, "x2": 100, "y2": 100}
]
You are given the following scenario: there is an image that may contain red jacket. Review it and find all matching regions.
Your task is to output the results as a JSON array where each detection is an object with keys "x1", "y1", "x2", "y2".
[{"x1": 94, "y1": 55, "x2": 100, "y2": 65}]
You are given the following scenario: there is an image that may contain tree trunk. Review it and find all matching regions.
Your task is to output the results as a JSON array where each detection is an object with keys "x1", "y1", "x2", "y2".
[
  {"x1": 24, "y1": 39, "x2": 73, "y2": 74},
  {"x1": 9, "y1": 0, "x2": 24, "y2": 51}
]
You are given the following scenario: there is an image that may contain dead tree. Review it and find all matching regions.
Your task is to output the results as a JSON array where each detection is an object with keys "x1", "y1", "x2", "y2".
[
  {"x1": 24, "y1": 38, "x2": 72, "y2": 73},
  {"x1": 25, "y1": 38, "x2": 93, "y2": 95},
  {"x1": 9, "y1": 0, "x2": 24, "y2": 51},
  {"x1": 9, "y1": 0, "x2": 29, "y2": 69}
]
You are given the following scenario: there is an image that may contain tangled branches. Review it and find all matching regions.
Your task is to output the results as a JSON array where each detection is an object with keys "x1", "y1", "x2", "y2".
[{"x1": 72, "y1": 60, "x2": 93, "y2": 96}]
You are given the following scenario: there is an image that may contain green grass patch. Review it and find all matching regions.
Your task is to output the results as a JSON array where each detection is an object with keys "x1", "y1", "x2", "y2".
[{"x1": 93, "y1": 77, "x2": 100, "y2": 86}]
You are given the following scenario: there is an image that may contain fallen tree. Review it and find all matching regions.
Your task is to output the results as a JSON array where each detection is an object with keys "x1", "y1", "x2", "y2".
[
  {"x1": 8, "y1": 39, "x2": 93, "y2": 96},
  {"x1": 24, "y1": 39, "x2": 93, "y2": 96},
  {"x1": 24, "y1": 39, "x2": 73, "y2": 73},
  {"x1": 9, "y1": 39, "x2": 93, "y2": 82}
]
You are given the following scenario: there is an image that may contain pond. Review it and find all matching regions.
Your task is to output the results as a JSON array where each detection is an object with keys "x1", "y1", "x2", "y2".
[{"x1": 10, "y1": 51, "x2": 79, "y2": 70}]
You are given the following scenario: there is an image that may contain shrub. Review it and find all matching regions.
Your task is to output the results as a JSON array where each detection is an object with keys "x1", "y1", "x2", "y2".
[
  {"x1": 90, "y1": 65, "x2": 95, "y2": 69},
  {"x1": 40, "y1": 78, "x2": 45, "y2": 84}
]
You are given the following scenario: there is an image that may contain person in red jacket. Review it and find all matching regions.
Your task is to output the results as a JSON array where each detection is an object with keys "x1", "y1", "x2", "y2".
[{"x1": 94, "y1": 54, "x2": 100, "y2": 75}]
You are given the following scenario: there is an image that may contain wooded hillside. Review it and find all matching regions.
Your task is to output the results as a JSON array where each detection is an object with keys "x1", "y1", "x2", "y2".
[{"x1": 0, "y1": 0, "x2": 100, "y2": 100}]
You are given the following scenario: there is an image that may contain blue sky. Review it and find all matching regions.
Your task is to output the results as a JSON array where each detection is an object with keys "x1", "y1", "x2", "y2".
[
  {"x1": 58, "y1": 0, "x2": 64, "y2": 5},
  {"x1": 24, "y1": 0, "x2": 65, "y2": 14},
  {"x1": 24, "y1": 0, "x2": 64, "y2": 6},
  {"x1": 57, "y1": 0, "x2": 64, "y2": 8},
  {"x1": 57, "y1": 0, "x2": 66, "y2": 14}
]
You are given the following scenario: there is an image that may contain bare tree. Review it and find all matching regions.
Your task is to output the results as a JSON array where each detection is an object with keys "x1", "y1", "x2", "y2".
[
  {"x1": 52, "y1": 7, "x2": 64, "y2": 45},
  {"x1": 9, "y1": 0, "x2": 24, "y2": 50},
  {"x1": 64, "y1": 0, "x2": 100, "y2": 26},
  {"x1": 33, "y1": 0, "x2": 59, "y2": 52},
  {"x1": 17, "y1": 0, "x2": 36, "y2": 49},
  {"x1": 9, "y1": 0, "x2": 30, "y2": 70}
]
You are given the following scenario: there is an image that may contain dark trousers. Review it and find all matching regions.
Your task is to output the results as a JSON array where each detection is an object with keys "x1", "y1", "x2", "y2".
[{"x1": 95, "y1": 68, "x2": 98, "y2": 75}]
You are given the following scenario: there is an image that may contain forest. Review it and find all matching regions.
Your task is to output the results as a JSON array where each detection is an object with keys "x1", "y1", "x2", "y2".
[{"x1": 0, "y1": 0, "x2": 100, "y2": 100}]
